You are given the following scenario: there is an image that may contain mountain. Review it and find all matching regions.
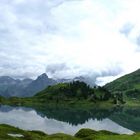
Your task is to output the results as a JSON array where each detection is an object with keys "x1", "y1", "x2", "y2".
[
  {"x1": 23, "y1": 74, "x2": 97, "y2": 97},
  {"x1": 24, "y1": 73, "x2": 57, "y2": 96},
  {"x1": 0, "y1": 76, "x2": 33, "y2": 97},
  {"x1": 104, "y1": 69, "x2": 140, "y2": 99},
  {"x1": 0, "y1": 74, "x2": 57, "y2": 97},
  {"x1": 18, "y1": 78, "x2": 33, "y2": 88},
  {"x1": 0, "y1": 74, "x2": 96, "y2": 97}
]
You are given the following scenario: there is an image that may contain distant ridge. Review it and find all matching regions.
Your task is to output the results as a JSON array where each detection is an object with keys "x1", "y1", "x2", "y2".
[
  {"x1": 0, "y1": 76, "x2": 33, "y2": 97},
  {"x1": 0, "y1": 73, "x2": 58, "y2": 97},
  {"x1": 0, "y1": 72, "x2": 98, "y2": 97}
]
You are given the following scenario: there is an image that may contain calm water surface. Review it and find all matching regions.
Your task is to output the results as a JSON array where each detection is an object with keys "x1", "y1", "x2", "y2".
[{"x1": 0, "y1": 105, "x2": 135, "y2": 135}]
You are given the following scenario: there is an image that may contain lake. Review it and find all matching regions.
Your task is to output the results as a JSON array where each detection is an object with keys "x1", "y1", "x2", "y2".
[{"x1": 0, "y1": 105, "x2": 137, "y2": 135}]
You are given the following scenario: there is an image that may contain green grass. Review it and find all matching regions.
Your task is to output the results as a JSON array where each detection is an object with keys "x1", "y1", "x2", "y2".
[
  {"x1": 1, "y1": 124, "x2": 140, "y2": 140},
  {"x1": 1, "y1": 95, "x2": 140, "y2": 110},
  {"x1": 0, "y1": 96, "x2": 117, "y2": 110},
  {"x1": 104, "y1": 69, "x2": 140, "y2": 96},
  {"x1": 75, "y1": 128, "x2": 140, "y2": 140},
  {"x1": 134, "y1": 83, "x2": 140, "y2": 89},
  {"x1": 0, "y1": 124, "x2": 78, "y2": 140},
  {"x1": 123, "y1": 99, "x2": 140, "y2": 107}
]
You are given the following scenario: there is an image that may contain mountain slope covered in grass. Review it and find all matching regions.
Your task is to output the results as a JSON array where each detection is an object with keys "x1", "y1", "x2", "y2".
[
  {"x1": 104, "y1": 69, "x2": 140, "y2": 99},
  {"x1": 34, "y1": 81, "x2": 111, "y2": 102}
]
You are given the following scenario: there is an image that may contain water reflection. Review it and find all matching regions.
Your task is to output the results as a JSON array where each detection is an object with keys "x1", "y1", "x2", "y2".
[
  {"x1": 110, "y1": 107, "x2": 140, "y2": 132},
  {"x1": 0, "y1": 105, "x2": 134, "y2": 135},
  {"x1": 33, "y1": 105, "x2": 124, "y2": 125}
]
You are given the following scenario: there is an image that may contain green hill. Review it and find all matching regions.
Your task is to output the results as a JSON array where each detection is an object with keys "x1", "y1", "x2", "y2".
[
  {"x1": 34, "y1": 81, "x2": 111, "y2": 102},
  {"x1": 104, "y1": 69, "x2": 140, "y2": 99},
  {"x1": 0, "y1": 81, "x2": 115, "y2": 109}
]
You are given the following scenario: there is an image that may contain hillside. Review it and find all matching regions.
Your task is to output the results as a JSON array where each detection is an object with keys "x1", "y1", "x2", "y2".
[
  {"x1": 104, "y1": 69, "x2": 140, "y2": 99},
  {"x1": 34, "y1": 81, "x2": 111, "y2": 102},
  {"x1": 0, "y1": 81, "x2": 117, "y2": 109}
]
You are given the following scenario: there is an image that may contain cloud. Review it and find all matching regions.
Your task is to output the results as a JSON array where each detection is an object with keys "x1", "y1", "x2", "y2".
[
  {"x1": 120, "y1": 23, "x2": 134, "y2": 37},
  {"x1": 0, "y1": 0, "x2": 140, "y2": 84},
  {"x1": 46, "y1": 63, "x2": 69, "y2": 76}
]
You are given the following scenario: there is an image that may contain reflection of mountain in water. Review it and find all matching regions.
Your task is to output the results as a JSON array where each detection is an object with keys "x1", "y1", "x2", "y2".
[
  {"x1": 0, "y1": 105, "x2": 133, "y2": 135},
  {"x1": 1, "y1": 105, "x2": 140, "y2": 133},
  {"x1": 110, "y1": 108, "x2": 140, "y2": 132},
  {"x1": 1, "y1": 105, "x2": 121, "y2": 125},
  {"x1": 33, "y1": 106, "x2": 122, "y2": 125},
  {"x1": 28, "y1": 106, "x2": 140, "y2": 132}
]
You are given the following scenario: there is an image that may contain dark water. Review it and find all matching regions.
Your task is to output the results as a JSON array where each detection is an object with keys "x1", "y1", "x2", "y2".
[{"x1": 0, "y1": 105, "x2": 138, "y2": 135}]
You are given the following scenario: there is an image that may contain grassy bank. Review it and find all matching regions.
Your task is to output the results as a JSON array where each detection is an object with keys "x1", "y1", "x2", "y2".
[
  {"x1": 1, "y1": 95, "x2": 140, "y2": 109},
  {"x1": 0, "y1": 96, "x2": 119, "y2": 110},
  {"x1": 1, "y1": 124, "x2": 140, "y2": 140}
]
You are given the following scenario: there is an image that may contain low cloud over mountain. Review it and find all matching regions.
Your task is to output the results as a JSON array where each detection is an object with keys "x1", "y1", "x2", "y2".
[{"x1": 1, "y1": 0, "x2": 140, "y2": 83}]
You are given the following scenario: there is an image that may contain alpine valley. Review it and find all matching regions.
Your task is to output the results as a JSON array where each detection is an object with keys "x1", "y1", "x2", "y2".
[{"x1": 1, "y1": 69, "x2": 140, "y2": 140}]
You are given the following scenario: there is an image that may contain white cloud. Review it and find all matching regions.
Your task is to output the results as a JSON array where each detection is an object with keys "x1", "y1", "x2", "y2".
[{"x1": 0, "y1": 0, "x2": 140, "y2": 83}]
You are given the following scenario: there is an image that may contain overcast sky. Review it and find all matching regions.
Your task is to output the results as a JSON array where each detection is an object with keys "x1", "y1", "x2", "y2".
[{"x1": 0, "y1": 0, "x2": 140, "y2": 84}]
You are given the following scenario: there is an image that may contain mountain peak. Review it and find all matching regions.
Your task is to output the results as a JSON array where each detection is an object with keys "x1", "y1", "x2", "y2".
[{"x1": 38, "y1": 73, "x2": 48, "y2": 79}]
